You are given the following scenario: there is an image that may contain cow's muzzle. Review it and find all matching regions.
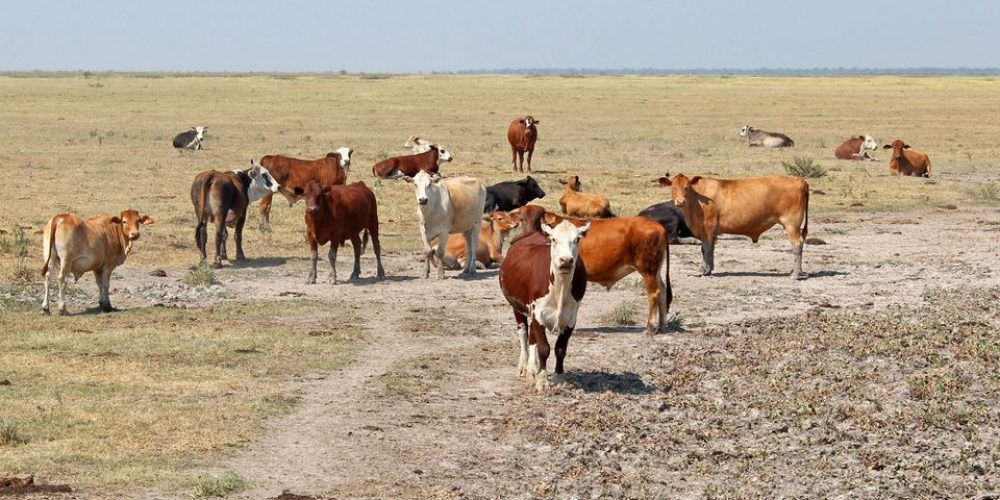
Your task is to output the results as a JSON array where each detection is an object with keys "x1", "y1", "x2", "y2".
[
  {"x1": 128, "y1": 232, "x2": 141, "y2": 241},
  {"x1": 418, "y1": 198, "x2": 428, "y2": 206},
  {"x1": 557, "y1": 258, "x2": 575, "y2": 274}
]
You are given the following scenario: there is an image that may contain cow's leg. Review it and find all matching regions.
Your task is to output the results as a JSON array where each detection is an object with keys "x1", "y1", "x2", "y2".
[
  {"x1": 370, "y1": 225, "x2": 386, "y2": 280},
  {"x1": 41, "y1": 256, "x2": 54, "y2": 315},
  {"x1": 641, "y1": 271, "x2": 665, "y2": 335},
  {"x1": 526, "y1": 149, "x2": 533, "y2": 172},
  {"x1": 327, "y1": 243, "x2": 339, "y2": 284},
  {"x1": 212, "y1": 210, "x2": 226, "y2": 268},
  {"x1": 93, "y1": 269, "x2": 109, "y2": 312},
  {"x1": 258, "y1": 193, "x2": 273, "y2": 232},
  {"x1": 307, "y1": 239, "x2": 319, "y2": 284},
  {"x1": 56, "y1": 268, "x2": 68, "y2": 316},
  {"x1": 419, "y1": 226, "x2": 433, "y2": 279},
  {"x1": 783, "y1": 222, "x2": 805, "y2": 280},
  {"x1": 699, "y1": 236, "x2": 716, "y2": 276},
  {"x1": 459, "y1": 227, "x2": 478, "y2": 277},
  {"x1": 434, "y1": 231, "x2": 447, "y2": 279},
  {"x1": 531, "y1": 321, "x2": 550, "y2": 392},
  {"x1": 99, "y1": 268, "x2": 115, "y2": 312},
  {"x1": 516, "y1": 316, "x2": 529, "y2": 377},
  {"x1": 511, "y1": 148, "x2": 518, "y2": 172},
  {"x1": 234, "y1": 214, "x2": 247, "y2": 261},
  {"x1": 195, "y1": 221, "x2": 208, "y2": 261},
  {"x1": 349, "y1": 233, "x2": 363, "y2": 281},
  {"x1": 517, "y1": 151, "x2": 525, "y2": 173},
  {"x1": 554, "y1": 325, "x2": 574, "y2": 375},
  {"x1": 219, "y1": 228, "x2": 229, "y2": 261}
]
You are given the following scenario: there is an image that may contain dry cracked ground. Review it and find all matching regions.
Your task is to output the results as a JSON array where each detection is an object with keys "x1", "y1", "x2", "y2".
[{"x1": 6, "y1": 205, "x2": 1000, "y2": 499}]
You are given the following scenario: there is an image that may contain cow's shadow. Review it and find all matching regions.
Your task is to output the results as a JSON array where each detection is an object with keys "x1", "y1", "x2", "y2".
[
  {"x1": 576, "y1": 325, "x2": 647, "y2": 335},
  {"x1": 351, "y1": 275, "x2": 416, "y2": 285},
  {"x1": 560, "y1": 370, "x2": 653, "y2": 395},
  {"x1": 229, "y1": 257, "x2": 289, "y2": 269}
]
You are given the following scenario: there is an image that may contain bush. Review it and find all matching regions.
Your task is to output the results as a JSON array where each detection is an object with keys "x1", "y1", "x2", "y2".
[
  {"x1": 0, "y1": 417, "x2": 29, "y2": 446},
  {"x1": 192, "y1": 472, "x2": 245, "y2": 497},
  {"x1": 183, "y1": 262, "x2": 219, "y2": 287},
  {"x1": 604, "y1": 303, "x2": 637, "y2": 327},
  {"x1": 782, "y1": 157, "x2": 826, "y2": 178},
  {"x1": 4, "y1": 227, "x2": 34, "y2": 284}
]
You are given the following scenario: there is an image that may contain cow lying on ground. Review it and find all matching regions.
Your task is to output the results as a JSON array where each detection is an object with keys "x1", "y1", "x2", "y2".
[
  {"x1": 257, "y1": 148, "x2": 352, "y2": 230},
  {"x1": 499, "y1": 219, "x2": 590, "y2": 392},
  {"x1": 542, "y1": 210, "x2": 671, "y2": 335},
  {"x1": 403, "y1": 171, "x2": 486, "y2": 279},
  {"x1": 173, "y1": 126, "x2": 207, "y2": 151},
  {"x1": 484, "y1": 176, "x2": 546, "y2": 213},
  {"x1": 303, "y1": 180, "x2": 385, "y2": 284},
  {"x1": 637, "y1": 201, "x2": 697, "y2": 244},
  {"x1": 507, "y1": 115, "x2": 539, "y2": 172},
  {"x1": 559, "y1": 175, "x2": 613, "y2": 218},
  {"x1": 658, "y1": 173, "x2": 809, "y2": 279},
  {"x1": 883, "y1": 139, "x2": 932, "y2": 177},
  {"x1": 835, "y1": 135, "x2": 879, "y2": 160},
  {"x1": 430, "y1": 211, "x2": 521, "y2": 270},
  {"x1": 192, "y1": 163, "x2": 280, "y2": 267},
  {"x1": 740, "y1": 124, "x2": 794, "y2": 148},
  {"x1": 373, "y1": 145, "x2": 453, "y2": 179},
  {"x1": 41, "y1": 209, "x2": 154, "y2": 315}
]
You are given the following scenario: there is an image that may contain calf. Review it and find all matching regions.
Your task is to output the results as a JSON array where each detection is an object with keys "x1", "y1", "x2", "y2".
[
  {"x1": 543, "y1": 211, "x2": 672, "y2": 335},
  {"x1": 883, "y1": 139, "x2": 931, "y2": 177},
  {"x1": 192, "y1": 163, "x2": 280, "y2": 267},
  {"x1": 835, "y1": 135, "x2": 879, "y2": 160},
  {"x1": 41, "y1": 209, "x2": 154, "y2": 315},
  {"x1": 499, "y1": 220, "x2": 590, "y2": 392},
  {"x1": 740, "y1": 124, "x2": 794, "y2": 148},
  {"x1": 484, "y1": 176, "x2": 546, "y2": 212},
  {"x1": 637, "y1": 201, "x2": 697, "y2": 244},
  {"x1": 430, "y1": 211, "x2": 521, "y2": 270},
  {"x1": 559, "y1": 175, "x2": 613, "y2": 218},
  {"x1": 658, "y1": 173, "x2": 809, "y2": 279},
  {"x1": 507, "y1": 115, "x2": 539, "y2": 172},
  {"x1": 403, "y1": 171, "x2": 487, "y2": 279},
  {"x1": 173, "y1": 126, "x2": 207, "y2": 151},
  {"x1": 258, "y1": 148, "x2": 352, "y2": 230},
  {"x1": 303, "y1": 180, "x2": 385, "y2": 284},
  {"x1": 373, "y1": 145, "x2": 453, "y2": 179}
]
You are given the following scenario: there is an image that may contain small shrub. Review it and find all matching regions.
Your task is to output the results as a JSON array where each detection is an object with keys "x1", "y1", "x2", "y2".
[
  {"x1": 604, "y1": 303, "x2": 637, "y2": 326},
  {"x1": 8, "y1": 227, "x2": 34, "y2": 284},
  {"x1": 184, "y1": 262, "x2": 219, "y2": 287},
  {"x1": 192, "y1": 472, "x2": 246, "y2": 497},
  {"x1": 977, "y1": 183, "x2": 999, "y2": 201},
  {"x1": 782, "y1": 156, "x2": 827, "y2": 178},
  {"x1": 664, "y1": 313, "x2": 685, "y2": 332},
  {"x1": 0, "y1": 417, "x2": 29, "y2": 446}
]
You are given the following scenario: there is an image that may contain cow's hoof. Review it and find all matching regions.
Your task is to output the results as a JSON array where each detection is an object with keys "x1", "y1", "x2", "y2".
[
  {"x1": 42, "y1": 307, "x2": 51, "y2": 316},
  {"x1": 213, "y1": 262, "x2": 224, "y2": 270}
]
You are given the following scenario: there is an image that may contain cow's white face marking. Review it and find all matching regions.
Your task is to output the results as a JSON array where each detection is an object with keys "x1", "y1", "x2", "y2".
[
  {"x1": 194, "y1": 126, "x2": 207, "y2": 140},
  {"x1": 406, "y1": 170, "x2": 441, "y2": 208},
  {"x1": 336, "y1": 147, "x2": 352, "y2": 170},
  {"x1": 862, "y1": 135, "x2": 878, "y2": 151},
  {"x1": 739, "y1": 124, "x2": 753, "y2": 137},
  {"x1": 437, "y1": 147, "x2": 453, "y2": 162},
  {"x1": 541, "y1": 221, "x2": 589, "y2": 275}
]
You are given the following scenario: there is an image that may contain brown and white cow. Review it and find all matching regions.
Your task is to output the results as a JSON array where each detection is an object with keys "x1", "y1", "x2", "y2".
[
  {"x1": 558, "y1": 175, "x2": 614, "y2": 218},
  {"x1": 41, "y1": 209, "x2": 154, "y2": 315},
  {"x1": 499, "y1": 219, "x2": 590, "y2": 392},
  {"x1": 373, "y1": 145, "x2": 453, "y2": 179},
  {"x1": 403, "y1": 171, "x2": 487, "y2": 279},
  {"x1": 542, "y1": 210, "x2": 672, "y2": 335},
  {"x1": 303, "y1": 180, "x2": 385, "y2": 284},
  {"x1": 507, "y1": 115, "x2": 539, "y2": 172},
  {"x1": 430, "y1": 210, "x2": 521, "y2": 270},
  {"x1": 192, "y1": 163, "x2": 280, "y2": 268},
  {"x1": 658, "y1": 173, "x2": 809, "y2": 279},
  {"x1": 882, "y1": 139, "x2": 931, "y2": 177},
  {"x1": 835, "y1": 135, "x2": 879, "y2": 160},
  {"x1": 257, "y1": 148, "x2": 352, "y2": 230}
]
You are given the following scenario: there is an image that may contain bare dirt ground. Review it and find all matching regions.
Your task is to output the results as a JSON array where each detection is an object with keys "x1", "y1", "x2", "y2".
[{"x1": 21, "y1": 205, "x2": 1000, "y2": 499}]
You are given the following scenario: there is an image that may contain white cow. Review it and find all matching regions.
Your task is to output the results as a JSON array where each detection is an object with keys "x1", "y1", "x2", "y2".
[{"x1": 403, "y1": 171, "x2": 486, "y2": 279}]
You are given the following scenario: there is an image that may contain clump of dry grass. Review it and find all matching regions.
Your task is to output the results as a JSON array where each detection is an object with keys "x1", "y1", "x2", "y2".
[
  {"x1": 0, "y1": 417, "x2": 29, "y2": 446},
  {"x1": 603, "y1": 303, "x2": 637, "y2": 326}
]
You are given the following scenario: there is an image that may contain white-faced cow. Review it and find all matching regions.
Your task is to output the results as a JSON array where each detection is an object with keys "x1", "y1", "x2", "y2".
[
  {"x1": 740, "y1": 124, "x2": 794, "y2": 148},
  {"x1": 257, "y1": 148, "x2": 352, "y2": 230},
  {"x1": 499, "y1": 219, "x2": 590, "y2": 392},
  {"x1": 658, "y1": 173, "x2": 809, "y2": 279},
  {"x1": 373, "y1": 145, "x2": 453, "y2": 179},
  {"x1": 173, "y1": 126, "x2": 207, "y2": 151},
  {"x1": 835, "y1": 135, "x2": 879, "y2": 160},
  {"x1": 41, "y1": 209, "x2": 154, "y2": 315},
  {"x1": 403, "y1": 171, "x2": 487, "y2": 279},
  {"x1": 507, "y1": 115, "x2": 539, "y2": 172}
]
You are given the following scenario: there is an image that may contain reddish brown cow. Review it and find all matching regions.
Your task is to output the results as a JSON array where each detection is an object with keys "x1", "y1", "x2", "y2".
[
  {"x1": 372, "y1": 145, "x2": 453, "y2": 179},
  {"x1": 258, "y1": 148, "x2": 352, "y2": 230},
  {"x1": 835, "y1": 135, "x2": 879, "y2": 160},
  {"x1": 882, "y1": 139, "x2": 932, "y2": 177},
  {"x1": 303, "y1": 180, "x2": 385, "y2": 284},
  {"x1": 507, "y1": 115, "x2": 539, "y2": 172}
]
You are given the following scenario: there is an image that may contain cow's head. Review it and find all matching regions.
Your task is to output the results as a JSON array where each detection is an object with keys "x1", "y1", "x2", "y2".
[
  {"x1": 739, "y1": 124, "x2": 754, "y2": 137},
  {"x1": 111, "y1": 209, "x2": 154, "y2": 241},
  {"x1": 559, "y1": 175, "x2": 582, "y2": 192},
  {"x1": 541, "y1": 220, "x2": 589, "y2": 275},
  {"x1": 334, "y1": 146, "x2": 353, "y2": 170},
  {"x1": 657, "y1": 173, "x2": 701, "y2": 208},
  {"x1": 404, "y1": 135, "x2": 434, "y2": 153},
  {"x1": 490, "y1": 210, "x2": 521, "y2": 236},
  {"x1": 303, "y1": 180, "x2": 329, "y2": 214},
  {"x1": 521, "y1": 176, "x2": 546, "y2": 200},
  {"x1": 403, "y1": 170, "x2": 443, "y2": 207},
  {"x1": 862, "y1": 135, "x2": 879, "y2": 152},
  {"x1": 522, "y1": 116, "x2": 539, "y2": 129},
  {"x1": 245, "y1": 160, "x2": 281, "y2": 202},
  {"x1": 882, "y1": 139, "x2": 910, "y2": 160},
  {"x1": 193, "y1": 126, "x2": 207, "y2": 140},
  {"x1": 430, "y1": 144, "x2": 453, "y2": 162}
]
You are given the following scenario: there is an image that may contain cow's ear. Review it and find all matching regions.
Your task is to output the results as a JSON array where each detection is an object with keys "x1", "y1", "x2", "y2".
[
  {"x1": 533, "y1": 119, "x2": 540, "y2": 124},
  {"x1": 519, "y1": 119, "x2": 525, "y2": 124},
  {"x1": 690, "y1": 176, "x2": 702, "y2": 185},
  {"x1": 431, "y1": 173, "x2": 443, "y2": 183},
  {"x1": 140, "y1": 215, "x2": 155, "y2": 225},
  {"x1": 882, "y1": 144, "x2": 892, "y2": 149},
  {"x1": 110, "y1": 217, "x2": 122, "y2": 225},
  {"x1": 558, "y1": 178, "x2": 567, "y2": 185},
  {"x1": 540, "y1": 223, "x2": 554, "y2": 236},
  {"x1": 903, "y1": 144, "x2": 911, "y2": 149},
  {"x1": 657, "y1": 177, "x2": 672, "y2": 186},
  {"x1": 578, "y1": 222, "x2": 591, "y2": 237},
  {"x1": 402, "y1": 176, "x2": 414, "y2": 184},
  {"x1": 857, "y1": 135, "x2": 865, "y2": 140}
]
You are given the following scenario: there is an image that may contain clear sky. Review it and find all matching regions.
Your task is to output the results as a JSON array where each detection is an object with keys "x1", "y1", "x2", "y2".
[{"x1": 2, "y1": 0, "x2": 998, "y2": 72}]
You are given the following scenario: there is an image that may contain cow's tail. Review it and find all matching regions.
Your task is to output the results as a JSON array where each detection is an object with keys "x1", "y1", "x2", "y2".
[
  {"x1": 927, "y1": 158, "x2": 933, "y2": 176},
  {"x1": 801, "y1": 183, "x2": 810, "y2": 241},
  {"x1": 40, "y1": 216, "x2": 60, "y2": 276},
  {"x1": 361, "y1": 229, "x2": 370, "y2": 254}
]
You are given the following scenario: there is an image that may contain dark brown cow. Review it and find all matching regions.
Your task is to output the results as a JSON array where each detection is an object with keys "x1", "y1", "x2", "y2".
[
  {"x1": 372, "y1": 145, "x2": 453, "y2": 179},
  {"x1": 499, "y1": 219, "x2": 589, "y2": 392},
  {"x1": 303, "y1": 180, "x2": 385, "y2": 284},
  {"x1": 883, "y1": 139, "x2": 932, "y2": 177},
  {"x1": 258, "y1": 148, "x2": 352, "y2": 230},
  {"x1": 507, "y1": 115, "x2": 539, "y2": 172}
]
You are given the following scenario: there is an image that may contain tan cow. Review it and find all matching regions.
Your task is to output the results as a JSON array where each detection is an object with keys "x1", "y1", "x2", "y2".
[
  {"x1": 41, "y1": 210, "x2": 154, "y2": 315},
  {"x1": 559, "y1": 175, "x2": 613, "y2": 218},
  {"x1": 404, "y1": 171, "x2": 487, "y2": 279},
  {"x1": 430, "y1": 211, "x2": 521, "y2": 270},
  {"x1": 658, "y1": 173, "x2": 809, "y2": 279}
]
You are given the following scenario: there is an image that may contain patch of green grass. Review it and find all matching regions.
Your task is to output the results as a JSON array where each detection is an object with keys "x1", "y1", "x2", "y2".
[
  {"x1": 0, "y1": 417, "x2": 29, "y2": 446},
  {"x1": 192, "y1": 472, "x2": 246, "y2": 497},
  {"x1": 664, "y1": 312, "x2": 684, "y2": 332},
  {"x1": 183, "y1": 262, "x2": 219, "y2": 287},
  {"x1": 782, "y1": 156, "x2": 827, "y2": 178},
  {"x1": 603, "y1": 303, "x2": 637, "y2": 327}
]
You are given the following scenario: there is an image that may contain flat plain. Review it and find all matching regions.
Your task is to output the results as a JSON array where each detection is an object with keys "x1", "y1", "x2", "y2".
[{"x1": 1, "y1": 74, "x2": 999, "y2": 498}]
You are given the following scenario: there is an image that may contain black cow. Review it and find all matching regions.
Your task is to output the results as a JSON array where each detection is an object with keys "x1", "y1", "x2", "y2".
[
  {"x1": 484, "y1": 176, "x2": 546, "y2": 213},
  {"x1": 638, "y1": 201, "x2": 697, "y2": 244}
]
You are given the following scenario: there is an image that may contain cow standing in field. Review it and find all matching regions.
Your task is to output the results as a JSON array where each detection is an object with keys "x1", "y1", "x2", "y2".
[
  {"x1": 740, "y1": 124, "x2": 795, "y2": 148},
  {"x1": 403, "y1": 171, "x2": 487, "y2": 279},
  {"x1": 835, "y1": 135, "x2": 879, "y2": 160},
  {"x1": 508, "y1": 115, "x2": 539, "y2": 172},
  {"x1": 559, "y1": 175, "x2": 613, "y2": 218},
  {"x1": 41, "y1": 209, "x2": 154, "y2": 315},
  {"x1": 484, "y1": 176, "x2": 546, "y2": 212},
  {"x1": 373, "y1": 145, "x2": 453, "y2": 179},
  {"x1": 192, "y1": 163, "x2": 280, "y2": 267},
  {"x1": 658, "y1": 173, "x2": 809, "y2": 279},
  {"x1": 430, "y1": 210, "x2": 521, "y2": 270},
  {"x1": 883, "y1": 139, "x2": 932, "y2": 177},
  {"x1": 257, "y1": 148, "x2": 352, "y2": 230},
  {"x1": 303, "y1": 180, "x2": 385, "y2": 284},
  {"x1": 173, "y1": 126, "x2": 207, "y2": 151},
  {"x1": 499, "y1": 219, "x2": 590, "y2": 392}
]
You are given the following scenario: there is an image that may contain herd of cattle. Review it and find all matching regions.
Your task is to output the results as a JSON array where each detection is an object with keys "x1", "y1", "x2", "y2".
[{"x1": 37, "y1": 118, "x2": 934, "y2": 390}]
